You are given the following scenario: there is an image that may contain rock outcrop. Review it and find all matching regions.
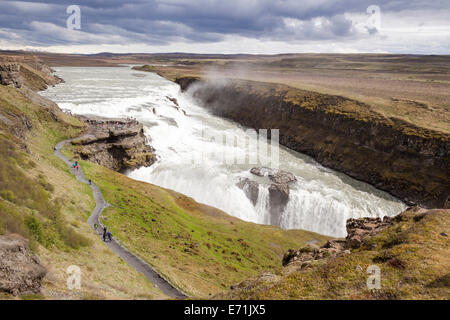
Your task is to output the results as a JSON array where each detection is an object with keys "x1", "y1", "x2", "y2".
[
  {"x1": 176, "y1": 77, "x2": 450, "y2": 208},
  {"x1": 237, "y1": 167, "x2": 297, "y2": 225},
  {"x1": 250, "y1": 167, "x2": 297, "y2": 225},
  {"x1": 0, "y1": 234, "x2": 47, "y2": 296},
  {"x1": 0, "y1": 63, "x2": 22, "y2": 88},
  {"x1": 281, "y1": 209, "x2": 416, "y2": 268},
  {"x1": 0, "y1": 55, "x2": 63, "y2": 91},
  {"x1": 217, "y1": 207, "x2": 450, "y2": 299},
  {"x1": 71, "y1": 116, "x2": 156, "y2": 172}
]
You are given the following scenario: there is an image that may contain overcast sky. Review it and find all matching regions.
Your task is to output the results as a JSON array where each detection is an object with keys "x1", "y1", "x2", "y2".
[{"x1": 0, "y1": 0, "x2": 449, "y2": 54}]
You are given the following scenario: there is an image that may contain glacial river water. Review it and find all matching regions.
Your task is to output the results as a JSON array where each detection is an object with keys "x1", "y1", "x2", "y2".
[{"x1": 42, "y1": 66, "x2": 405, "y2": 237}]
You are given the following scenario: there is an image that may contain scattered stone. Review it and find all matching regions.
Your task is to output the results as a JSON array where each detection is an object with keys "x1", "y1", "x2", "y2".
[
  {"x1": 282, "y1": 214, "x2": 398, "y2": 267},
  {"x1": 346, "y1": 216, "x2": 395, "y2": 249}
]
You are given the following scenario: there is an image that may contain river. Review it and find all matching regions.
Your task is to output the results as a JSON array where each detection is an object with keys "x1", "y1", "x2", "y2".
[{"x1": 41, "y1": 66, "x2": 405, "y2": 237}]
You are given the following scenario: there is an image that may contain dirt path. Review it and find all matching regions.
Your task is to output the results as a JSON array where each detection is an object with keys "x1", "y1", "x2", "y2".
[{"x1": 54, "y1": 139, "x2": 187, "y2": 299}]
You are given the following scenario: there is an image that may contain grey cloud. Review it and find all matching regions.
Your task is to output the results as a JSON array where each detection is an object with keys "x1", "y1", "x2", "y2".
[{"x1": 0, "y1": 0, "x2": 448, "y2": 49}]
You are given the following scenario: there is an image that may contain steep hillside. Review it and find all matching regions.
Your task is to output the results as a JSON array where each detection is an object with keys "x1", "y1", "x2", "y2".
[{"x1": 0, "y1": 61, "x2": 167, "y2": 299}]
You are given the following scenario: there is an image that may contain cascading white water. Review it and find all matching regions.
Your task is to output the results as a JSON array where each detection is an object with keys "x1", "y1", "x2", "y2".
[{"x1": 42, "y1": 66, "x2": 406, "y2": 237}]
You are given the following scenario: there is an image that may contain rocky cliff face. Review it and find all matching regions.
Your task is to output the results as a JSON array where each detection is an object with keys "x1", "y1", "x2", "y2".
[
  {"x1": 177, "y1": 77, "x2": 449, "y2": 208},
  {"x1": 0, "y1": 234, "x2": 47, "y2": 296},
  {"x1": 0, "y1": 56, "x2": 67, "y2": 132},
  {"x1": 0, "y1": 55, "x2": 63, "y2": 91},
  {"x1": 0, "y1": 63, "x2": 23, "y2": 88},
  {"x1": 71, "y1": 116, "x2": 156, "y2": 172}
]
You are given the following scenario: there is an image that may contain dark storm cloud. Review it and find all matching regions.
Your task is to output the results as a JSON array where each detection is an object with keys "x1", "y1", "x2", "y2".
[{"x1": 0, "y1": 0, "x2": 448, "y2": 47}]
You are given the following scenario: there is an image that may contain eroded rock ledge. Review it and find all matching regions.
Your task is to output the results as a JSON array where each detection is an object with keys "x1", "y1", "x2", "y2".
[{"x1": 71, "y1": 116, "x2": 156, "y2": 172}]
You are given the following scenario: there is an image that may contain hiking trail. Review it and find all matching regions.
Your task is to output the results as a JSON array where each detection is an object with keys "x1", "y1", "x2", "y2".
[{"x1": 54, "y1": 138, "x2": 187, "y2": 299}]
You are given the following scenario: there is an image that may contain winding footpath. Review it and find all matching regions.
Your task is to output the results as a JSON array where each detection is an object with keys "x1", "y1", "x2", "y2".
[{"x1": 54, "y1": 139, "x2": 187, "y2": 299}]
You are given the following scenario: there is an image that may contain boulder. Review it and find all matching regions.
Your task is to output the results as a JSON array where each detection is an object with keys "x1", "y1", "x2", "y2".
[
  {"x1": 250, "y1": 167, "x2": 297, "y2": 184},
  {"x1": 0, "y1": 234, "x2": 47, "y2": 295},
  {"x1": 345, "y1": 216, "x2": 395, "y2": 248},
  {"x1": 268, "y1": 170, "x2": 297, "y2": 184}
]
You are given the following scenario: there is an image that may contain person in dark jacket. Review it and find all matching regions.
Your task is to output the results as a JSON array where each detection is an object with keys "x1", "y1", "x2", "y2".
[{"x1": 103, "y1": 227, "x2": 107, "y2": 242}]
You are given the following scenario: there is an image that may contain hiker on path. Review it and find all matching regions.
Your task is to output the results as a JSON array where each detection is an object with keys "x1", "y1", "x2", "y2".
[
  {"x1": 103, "y1": 227, "x2": 107, "y2": 241},
  {"x1": 89, "y1": 179, "x2": 92, "y2": 185},
  {"x1": 94, "y1": 223, "x2": 98, "y2": 230},
  {"x1": 76, "y1": 164, "x2": 79, "y2": 170},
  {"x1": 107, "y1": 231, "x2": 112, "y2": 242}
]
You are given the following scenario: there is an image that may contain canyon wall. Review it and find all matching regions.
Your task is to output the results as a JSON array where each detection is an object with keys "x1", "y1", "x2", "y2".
[{"x1": 177, "y1": 77, "x2": 449, "y2": 208}]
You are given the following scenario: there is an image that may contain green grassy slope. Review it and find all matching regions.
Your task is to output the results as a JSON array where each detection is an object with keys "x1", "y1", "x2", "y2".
[{"x1": 79, "y1": 159, "x2": 329, "y2": 297}]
